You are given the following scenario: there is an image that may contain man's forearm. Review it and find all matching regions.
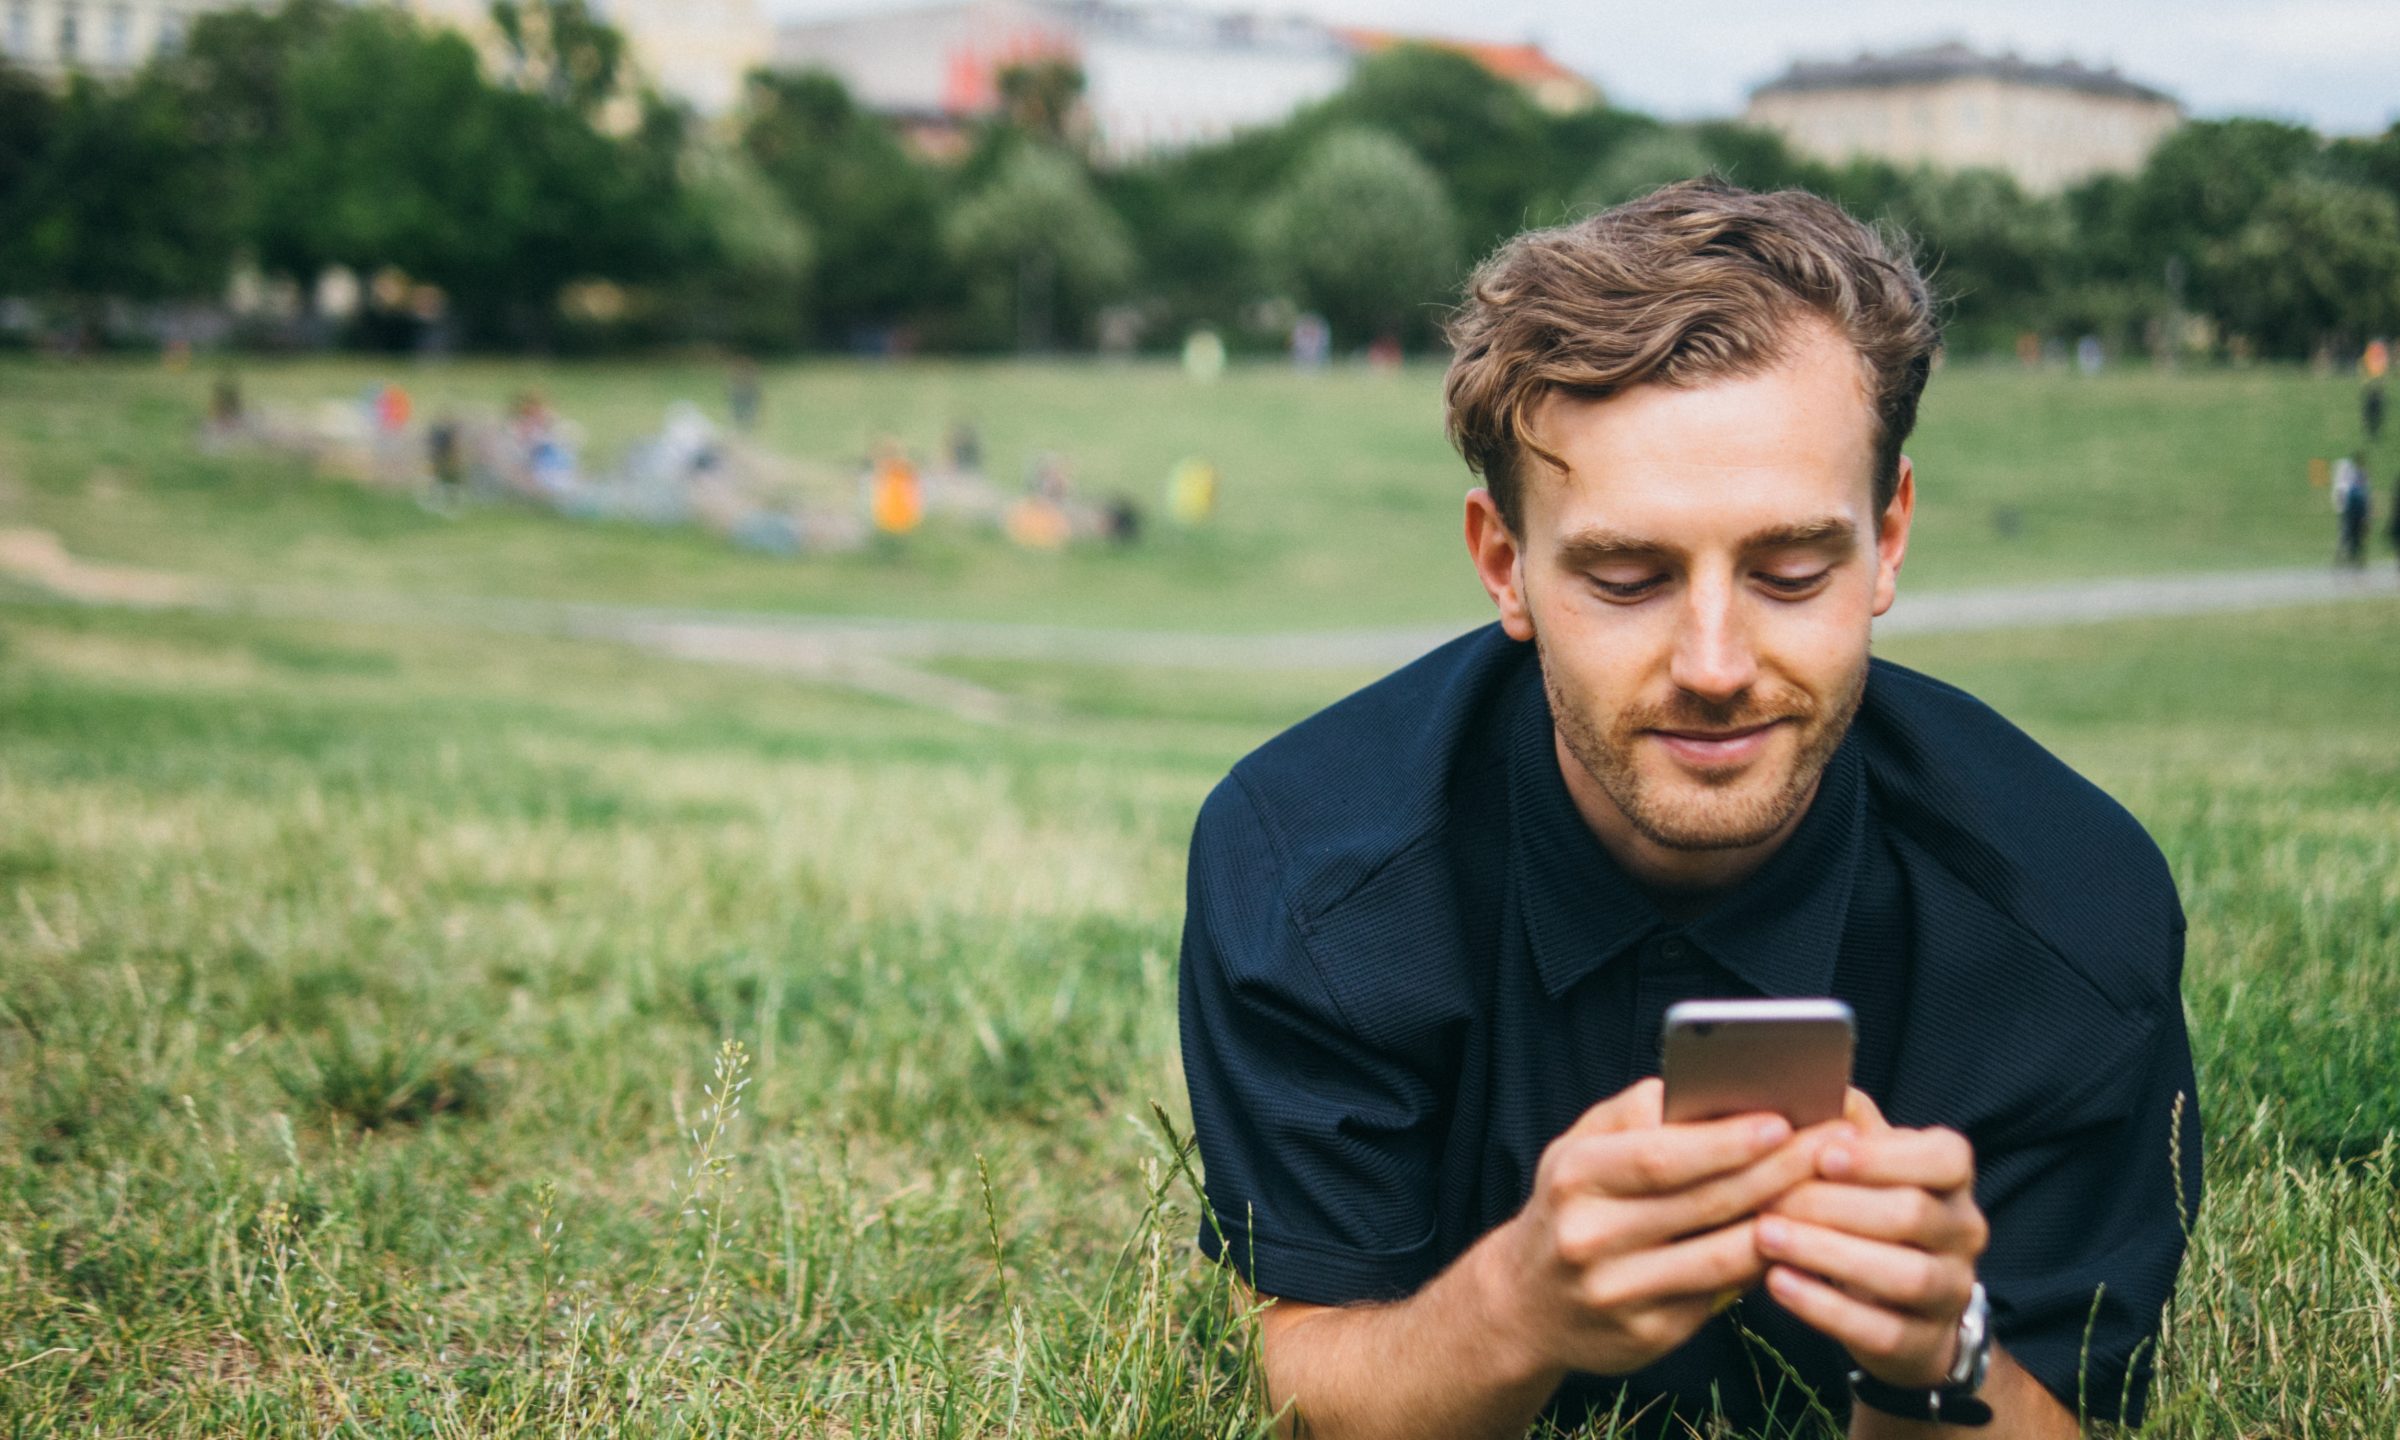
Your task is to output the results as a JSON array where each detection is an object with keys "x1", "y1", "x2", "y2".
[
  {"x1": 1847, "y1": 1350, "x2": 2079, "y2": 1440},
  {"x1": 1258, "y1": 1223, "x2": 1561, "y2": 1440}
]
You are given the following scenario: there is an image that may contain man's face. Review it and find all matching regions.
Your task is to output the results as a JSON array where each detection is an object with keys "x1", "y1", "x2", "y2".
[{"x1": 1466, "y1": 320, "x2": 1914, "y2": 863}]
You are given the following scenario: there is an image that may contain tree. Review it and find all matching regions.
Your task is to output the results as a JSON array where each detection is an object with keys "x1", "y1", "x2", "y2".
[
  {"x1": 2212, "y1": 176, "x2": 2400, "y2": 356},
  {"x1": 0, "y1": 70, "x2": 234, "y2": 309},
  {"x1": 216, "y1": 4, "x2": 685, "y2": 343},
  {"x1": 1313, "y1": 45, "x2": 1547, "y2": 256},
  {"x1": 2121, "y1": 118, "x2": 2321, "y2": 278},
  {"x1": 1256, "y1": 127, "x2": 1459, "y2": 347},
  {"x1": 0, "y1": 62, "x2": 56, "y2": 276},
  {"x1": 947, "y1": 144, "x2": 1133, "y2": 350},
  {"x1": 995, "y1": 56, "x2": 1086, "y2": 149},
  {"x1": 1578, "y1": 128, "x2": 1717, "y2": 209},
  {"x1": 490, "y1": 0, "x2": 628, "y2": 118},
  {"x1": 1884, "y1": 167, "x2": 2073, "y2": 345},
  {"x1": 740, "y1": 68, "x2": 948, "y2": 347},
  {"x1": 663, "y1": 141, "x2": 815, "y2": 350}
]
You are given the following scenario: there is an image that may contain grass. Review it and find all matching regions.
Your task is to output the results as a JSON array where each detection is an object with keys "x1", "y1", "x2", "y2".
[
  {"x1": 1, "y1": 355, "x2": 2396, "y2": 1434},
  {"x1": 0, "y1": 355, "x2": 2388, "y2": 630},
  {"x1": 0, "y1": 593, "x2": 2394, "y2": 1435}
]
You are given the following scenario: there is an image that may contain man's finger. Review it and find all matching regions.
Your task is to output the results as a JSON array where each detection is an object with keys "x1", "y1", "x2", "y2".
[
  {"x1": 1843, "y1": 1087, "x2": 1890, "y2": 1132},
  {"x1": 1765, "y1": 1264, "x2": 1957, "y2": 1387},
  {"x1": 1819, "y1": 1126, "x2": 1975, "y2": 1192},
  {"x1": 1566, "y1": 1077, "x2": 1665, "y2": 1138},
  {"x1": 1578, "y1": 1219, "x2": 1770, "y2": 1312},
  {"x1": 1755, "y1": 1216, "x2": 1975, "y2": 1319},
  {"x1": 1764, "y1": 1181, "x2": 1988, "y2": 1254},
  {"x1": 1556, "y1": 1111, "x2": 1796, "y2": 1197},
  {"x1": 1615, "y1": 1124, "x2": 1846, "y2": 1244}
]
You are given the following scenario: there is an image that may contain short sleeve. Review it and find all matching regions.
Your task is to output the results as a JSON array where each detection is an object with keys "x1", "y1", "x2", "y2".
[
  {"x1": 1177, "y1": 777, "x2": 1450, "y2": 1305},
  {"x1": 1975, "y1": 932, "x2": 2203, "y2": 1426}
]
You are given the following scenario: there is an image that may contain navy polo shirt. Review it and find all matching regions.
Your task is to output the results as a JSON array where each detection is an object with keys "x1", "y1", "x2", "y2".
[{"x1": 1179, "y1": 625, "x2": 2201, "y2": 1433}]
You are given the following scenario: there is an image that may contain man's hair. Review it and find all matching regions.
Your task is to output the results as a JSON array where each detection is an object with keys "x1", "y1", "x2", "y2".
[{"x1": 1443, "y1": 179, "x2": 1940, "y2": 530}]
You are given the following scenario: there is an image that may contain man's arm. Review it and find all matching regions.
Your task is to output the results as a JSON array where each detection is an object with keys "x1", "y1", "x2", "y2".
[{"x1": 1251, "y1": 1079, "x2": 1839, "y2": 1440}]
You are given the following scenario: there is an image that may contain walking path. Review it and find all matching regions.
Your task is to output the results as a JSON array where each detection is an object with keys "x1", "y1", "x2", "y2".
[{"x1": 3, "y1": 527, "x2": 2394, "y2": 721}]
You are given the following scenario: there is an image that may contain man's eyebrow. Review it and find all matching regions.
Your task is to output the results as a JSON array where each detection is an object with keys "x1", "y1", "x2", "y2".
[
  {"x1": 1552, "y1": 518, "x2": 1858, "y2": 566},
  {"x1": 1554, "y1": 527, "x2": 1667, "y2": 565},
  {"x1": 1740, "y1": 517, "x2": 1858, "y2": 551}
]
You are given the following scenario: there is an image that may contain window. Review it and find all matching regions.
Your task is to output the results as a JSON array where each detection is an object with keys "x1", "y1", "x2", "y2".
[
  {"x1": 106, "y1": 2, "x2": 130, "y2": 63},
  {"x1": 59, "y1": 2, "x2": 81, "y2": 62},
  {"x1": 5, "y1": 1, "x2": 29, "y2": 59},
  {"x1": 157, "y1": 8, "x2": 186, "y2": 56}
]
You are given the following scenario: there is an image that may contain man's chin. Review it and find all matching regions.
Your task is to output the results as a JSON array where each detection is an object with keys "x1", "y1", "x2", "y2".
[{"x1": 1619, "y1": 773, "x2": 1810, "y2": 852}]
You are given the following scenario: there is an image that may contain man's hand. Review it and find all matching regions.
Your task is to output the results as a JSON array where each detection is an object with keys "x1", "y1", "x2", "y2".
[
  {"x1": 1488, "y1": 1077, "x2": 1842, "y2": 1379},
  {"x1": 1758, "y1": 1089, "x2": 1989, "y2": 1388},
  {"x1": 1252, "y1": 1076, "x2": 1843, "y2": 1440}
]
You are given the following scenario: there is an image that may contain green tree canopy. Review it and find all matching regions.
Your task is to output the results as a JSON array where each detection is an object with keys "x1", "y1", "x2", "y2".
[
  {"x1": 0, "y1": 68, "x2": 234, "y2": 307},
  {"x1": 1579, "y1": 128, "x2": 1718, "y2": 210},
  {"x1": 1256, "y1": 126, "x2": 1460, "y2": 346},
  {"x1": 1313, "y1": 45, "x2": 1546, "y2": 255},
  {"x1": 946, "y1": 143, "x2": 1133, "y2": 350},
  {"x1": 2212, "y1": 175, "x2": 2400, "y2": 356},
  {"x1": 740, "y1": 68, "x2": 948, "y2": 347}
]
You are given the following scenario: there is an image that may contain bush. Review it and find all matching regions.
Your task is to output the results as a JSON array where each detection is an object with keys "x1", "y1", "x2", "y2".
[{"x1": 1255, "y1": 127, "x2": 1460, "y2": 348}]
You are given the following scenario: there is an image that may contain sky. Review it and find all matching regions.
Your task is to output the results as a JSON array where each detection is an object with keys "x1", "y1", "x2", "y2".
[{"x1": 758, "y1": 0, "x2": 2400, "y2": 136}]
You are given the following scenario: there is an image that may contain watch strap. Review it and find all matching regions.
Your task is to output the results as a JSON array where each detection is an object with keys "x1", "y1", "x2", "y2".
[{"x1": 1848, "y1": 1369, "x2": 1996, "y2": 1427}]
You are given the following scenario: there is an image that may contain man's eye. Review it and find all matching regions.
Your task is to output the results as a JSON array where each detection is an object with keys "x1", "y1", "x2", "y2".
[
  {"x1": 1591, "y1": 574, "x2": 1666, "y2": 600},
  {"x1": 1757, "y1": 570, "x2": 1831, "y2": 595}
]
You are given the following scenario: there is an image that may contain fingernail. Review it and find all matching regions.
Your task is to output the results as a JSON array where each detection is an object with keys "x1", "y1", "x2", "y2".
[
  {"x1": 1755, "y1": 1117, "x2": 1790, "y2": 1147},
  {"x1": 1822, "y1": 1145, "x2": 1853, "y2": 1177},
  {"x1": 1757, "y1": 1217, "x2": 1789, "y2": 1250}
]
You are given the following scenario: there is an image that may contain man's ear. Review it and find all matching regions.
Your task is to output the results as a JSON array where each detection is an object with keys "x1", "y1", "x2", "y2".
[
  {"x1": 1465, "y1": 487, "x2": 1536, "y2": 642},
  {"x1": 1871, "y1": 458, "x2": 1916, "y2": 620}
]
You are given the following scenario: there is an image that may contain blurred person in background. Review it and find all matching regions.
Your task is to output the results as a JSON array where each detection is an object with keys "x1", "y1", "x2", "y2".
[{"x1": 2333, "y1": 452, "x2": 2371, "y2": 568}]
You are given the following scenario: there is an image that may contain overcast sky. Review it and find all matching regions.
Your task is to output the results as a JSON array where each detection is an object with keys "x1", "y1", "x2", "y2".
[{"x1": 759, "y1": 0, "x2": 2400, "y2": 136}]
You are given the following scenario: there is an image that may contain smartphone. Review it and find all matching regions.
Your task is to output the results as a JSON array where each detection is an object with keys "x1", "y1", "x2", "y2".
[{"x1": 1660, "y1": 998, "x2": 1855, "y2": 1129}]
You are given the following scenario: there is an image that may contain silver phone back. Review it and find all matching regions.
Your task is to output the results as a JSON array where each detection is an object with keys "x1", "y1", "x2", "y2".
[{"x1": 1660, "y1": 998, "x2": 1855, "y2": 1128}]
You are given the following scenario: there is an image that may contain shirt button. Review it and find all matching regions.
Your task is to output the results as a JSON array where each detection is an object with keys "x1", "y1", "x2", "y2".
[{"x1": 1660, "y1": 937, "x2": 1691, "y2": 963}]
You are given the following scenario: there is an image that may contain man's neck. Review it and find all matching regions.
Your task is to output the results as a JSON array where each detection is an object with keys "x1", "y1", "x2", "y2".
[{"x1": 1553, "y1": 730, "x2": 1817, "y2": 901}]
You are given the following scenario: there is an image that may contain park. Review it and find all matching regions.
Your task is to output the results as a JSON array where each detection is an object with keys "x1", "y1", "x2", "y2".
[
  {"x1": 5, "y1": 0, "x2": 2400, "y2": 1432},
  {"x1": 0, "y1": 351, "x2": 2395, "y2": 1434}
]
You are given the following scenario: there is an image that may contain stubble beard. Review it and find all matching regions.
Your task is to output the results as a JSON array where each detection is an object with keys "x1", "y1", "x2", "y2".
[{"x1": 1538, "y1": 638, "x2": 1867, "y2": 852}]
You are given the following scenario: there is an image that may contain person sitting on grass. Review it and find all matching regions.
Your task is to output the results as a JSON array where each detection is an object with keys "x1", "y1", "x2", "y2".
[{"x1": 1179, "y1": 181, "x2": 2200, "y2": 1438}]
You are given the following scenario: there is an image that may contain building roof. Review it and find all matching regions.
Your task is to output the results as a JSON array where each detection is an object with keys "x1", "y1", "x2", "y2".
[
  {"x1": 1752, "y1": 42, "x2": 2176, "y2": 107},
  {"x1": 1335, "y1": 27, "x2": 1596, "y2": 95}
]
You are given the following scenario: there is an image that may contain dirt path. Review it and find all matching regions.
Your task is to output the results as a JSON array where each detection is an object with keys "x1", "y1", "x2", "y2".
[{"x1": 4, "y1": 527, "x2": 2394, "y2": 720}]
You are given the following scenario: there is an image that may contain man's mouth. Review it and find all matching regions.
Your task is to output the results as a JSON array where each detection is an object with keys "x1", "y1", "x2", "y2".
[{"x1": 1646, "y1": 720, "x2": 1785, "y2": 768}]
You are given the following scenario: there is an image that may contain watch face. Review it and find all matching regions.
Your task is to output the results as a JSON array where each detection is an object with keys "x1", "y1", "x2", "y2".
[{"x1": 1949, "y1": 1283, "x2": 1994, "y2": 1390}]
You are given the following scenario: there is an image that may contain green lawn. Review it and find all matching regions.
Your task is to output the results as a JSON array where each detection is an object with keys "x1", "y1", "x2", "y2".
[
  {"x1": 0, "y1": 356, "x2": 2384, "y2": 629},
  {"x1": 0, "y1": 357, "x2": 2395, "y2": 1435},
  {"x1": 0, "y1": 591, "x2": 2394, "y2": 1436}
]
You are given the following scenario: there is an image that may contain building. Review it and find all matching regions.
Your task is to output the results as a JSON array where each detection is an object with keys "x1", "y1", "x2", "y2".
[
  {"x1": 1336, "y1": 27, "x2": 1598, "y2": 115},
  {"x1": 1, "y1": 0, "x2": 224, "y2": 77},
  {"x1": 1, "y1": 1, "x2": 769, "y2": 115},
  {"x1": 775, "y1": 0, "x2": 1599, "y2": 161},
  {"x1": 399, "y1": 0, "x2": 772, "y2": 115},
  {"x1": 1745, "y1": 43, "x2": 2181, "y2": 194}
]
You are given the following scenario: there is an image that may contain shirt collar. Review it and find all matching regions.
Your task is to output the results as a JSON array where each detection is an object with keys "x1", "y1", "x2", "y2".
[{"x1": 1506, "y1": 656, "x2": 1866, "y2": 1001}]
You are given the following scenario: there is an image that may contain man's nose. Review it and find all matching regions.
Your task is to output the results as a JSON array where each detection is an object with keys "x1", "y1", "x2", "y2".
[{"x1": 1668, "y1": 576, "x2": 1758, "y2": 703}]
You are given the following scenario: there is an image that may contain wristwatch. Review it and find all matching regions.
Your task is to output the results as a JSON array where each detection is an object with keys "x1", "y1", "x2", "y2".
[{"x1": 1848, "y1": 1282, "x2": 1994, "y2": 1426}]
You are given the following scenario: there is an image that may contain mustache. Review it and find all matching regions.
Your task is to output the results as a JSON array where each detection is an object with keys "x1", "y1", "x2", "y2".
[{"x1": 1619, "y1": 691, "x2": 1816, "y2": 734}]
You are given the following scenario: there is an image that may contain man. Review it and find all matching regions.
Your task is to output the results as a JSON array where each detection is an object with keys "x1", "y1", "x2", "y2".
[
  {"x1": 1179, "y1": 182, "x2": 2200, "y2": 1438},
  {"x1": 2333, "y1": 452, "x2": 2370, "y2": 569}
]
